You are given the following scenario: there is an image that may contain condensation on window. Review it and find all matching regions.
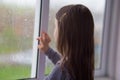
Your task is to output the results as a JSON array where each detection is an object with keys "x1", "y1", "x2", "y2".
[{"x1": 0, "y1": 0, "x2": 36, "y2": 79}]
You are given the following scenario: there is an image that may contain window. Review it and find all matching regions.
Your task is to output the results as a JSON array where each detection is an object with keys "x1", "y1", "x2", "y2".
[
  {"x1": 0, "y1": 0, "x2": 109, "y2": 79},
  {"x1": 0, "y1": 0, "x2": 38, "y2": 79},
  {"x1": 45, "y1": 0, "x2": 106, "y2": 76}
]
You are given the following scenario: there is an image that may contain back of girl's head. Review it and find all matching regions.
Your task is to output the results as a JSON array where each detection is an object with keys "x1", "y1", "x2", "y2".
[{"x1": 56, "y1": 4, "x2": 94, "y2": 80}]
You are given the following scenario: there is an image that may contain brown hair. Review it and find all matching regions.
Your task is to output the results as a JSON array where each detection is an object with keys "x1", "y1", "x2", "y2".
[{"x1": 56, "y1": 4, "x2": 94, "y2": 80}]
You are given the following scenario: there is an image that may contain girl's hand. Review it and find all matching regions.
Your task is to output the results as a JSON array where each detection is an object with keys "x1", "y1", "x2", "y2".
[{"x1": 37, "y1": 32, "x2": 51, "y2": 53}]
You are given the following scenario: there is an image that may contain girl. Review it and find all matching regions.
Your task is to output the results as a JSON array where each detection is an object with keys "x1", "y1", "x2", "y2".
[{"x1": 37, "y1": 4, "x2": 94, "y2": 80}]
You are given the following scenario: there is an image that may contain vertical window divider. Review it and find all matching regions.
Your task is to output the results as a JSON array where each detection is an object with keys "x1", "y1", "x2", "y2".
[
  {"x1": 37, "y1": 0, "x2": 50, "y2": 80},
  {"x1": 31, "y1": 0, "x2": 42, "y2": 78}
]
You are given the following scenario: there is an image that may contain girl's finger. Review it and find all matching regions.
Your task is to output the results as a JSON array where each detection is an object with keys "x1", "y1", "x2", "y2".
[
  {"x1": 37, "y1": 45, "x2": 43, "y2": 49},
  {"x1": 40, "y1": 36, "x2": 46, "y2": 44},
  {"x1": 43, "y1": 33, "x2": 51, "y2": 42},
  {"x1": 37, "y1": 32, "x2": 50, "y2": 43},
  {"x1": 37, "y1": 37, "x2": 41, "y2": 40},
  {"x1": 42, "y1": 33, "x2": 46, "y2": 41},
  {"x1": 43, "y1": 33, "x2": 49, "y2": 42}
]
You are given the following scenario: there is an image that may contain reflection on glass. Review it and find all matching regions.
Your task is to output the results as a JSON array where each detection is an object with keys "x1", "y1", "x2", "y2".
[
  {"x1": 0, "y1": 0, "x2": 36, "y2": 79},
  {"x1": 45, "y1": 0, "x2": 105, "y2": 75}
]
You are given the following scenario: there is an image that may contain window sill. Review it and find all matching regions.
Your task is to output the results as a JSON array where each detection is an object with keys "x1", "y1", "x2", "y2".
[{"x1": 95, "y1": 77, "x2": 112, "y2": 80}]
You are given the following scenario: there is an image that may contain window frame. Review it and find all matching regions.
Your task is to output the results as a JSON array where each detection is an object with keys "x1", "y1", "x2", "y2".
[
  {"x1": 36, "y1": 0, "x2": 50, "y2": 80},
  {"x1": 95, "y1": 0, "x2": 120, "y2": 79},
  {"x1": 2, "y1": 0, "x2": 118, "y2": 79},
  {"x1": 95, "y1": 0, "x2": 110, "y2": 77}
]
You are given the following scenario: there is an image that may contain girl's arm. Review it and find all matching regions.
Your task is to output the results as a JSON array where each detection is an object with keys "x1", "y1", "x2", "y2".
[{"x1": 45, "y1": 47, "x2": 61, "y2": 65}]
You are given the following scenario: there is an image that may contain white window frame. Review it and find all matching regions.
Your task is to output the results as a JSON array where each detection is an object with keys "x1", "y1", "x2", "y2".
[
  {"x1": 96, "y1": 0, "x2": 120, "y2": 80},
  {"x1": 36, "y1": 0, "x2": 50, "y2": 80},
  {"x1": 94, "y1": 0, "x2": 110, "y2": 77}
]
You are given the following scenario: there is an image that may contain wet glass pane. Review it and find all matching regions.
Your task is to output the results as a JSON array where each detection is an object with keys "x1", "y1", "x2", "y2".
[
  {"x1": 0, "y1": 0, "x2": 36, "y2": 79},
  {"x1": 45, "y1": 0, "x2": 105, "y2": 75}
]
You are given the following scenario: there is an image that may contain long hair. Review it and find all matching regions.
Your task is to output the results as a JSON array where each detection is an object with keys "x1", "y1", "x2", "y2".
[{"x1": 56, "y1": 4, "x2": 94, "y2": 80}]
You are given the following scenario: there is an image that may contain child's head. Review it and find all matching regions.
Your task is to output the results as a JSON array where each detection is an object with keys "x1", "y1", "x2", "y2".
[
  {"x1": 55, "y1": 4, "x2": 94, "y2": 80},
  {"x1": 54, "y1": 5, "x2": 74, "y2": 42}
]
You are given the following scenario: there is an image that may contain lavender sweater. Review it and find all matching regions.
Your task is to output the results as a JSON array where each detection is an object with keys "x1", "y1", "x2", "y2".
[{"x1": 44, "y1": 48, "x2": 70, "y2": 80}]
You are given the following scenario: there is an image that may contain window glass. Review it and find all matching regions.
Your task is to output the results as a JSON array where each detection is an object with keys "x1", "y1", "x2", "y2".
[
  {"x1": 0, "y1": 0, "x2": 36, "y2": 79},
  {"x1": 45, "y1": 0, "x2": 105, "y2": 75}
]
